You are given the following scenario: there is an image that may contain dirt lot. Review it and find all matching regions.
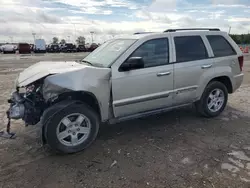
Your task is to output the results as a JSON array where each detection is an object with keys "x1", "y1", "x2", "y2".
[{"x1": 0, "y1": 53, "x2": 250, "y2": 188}]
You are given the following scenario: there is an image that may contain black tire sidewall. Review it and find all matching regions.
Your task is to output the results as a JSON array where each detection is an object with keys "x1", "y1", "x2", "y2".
[
  {"x1": 201, "y1": 81, "x2": 228, "y2": 117},
  {"x1": 46, "y1": 103, "x2": 99, "y2": 154}
]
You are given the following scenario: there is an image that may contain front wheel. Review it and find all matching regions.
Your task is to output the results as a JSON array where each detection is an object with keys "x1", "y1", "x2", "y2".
[
  {"x1": 196, "y1": 81, "x2": 228, "y2": 117},
  {"x1": 45, "y1": 103, "x2": 100, "y2": 154}
]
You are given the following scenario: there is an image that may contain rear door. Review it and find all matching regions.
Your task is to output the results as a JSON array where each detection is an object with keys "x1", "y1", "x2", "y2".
[{"x1": 171, "y1": 33, "x2": 214, "y2": 105}]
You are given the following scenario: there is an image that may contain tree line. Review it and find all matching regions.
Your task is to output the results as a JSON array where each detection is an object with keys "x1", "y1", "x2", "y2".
[
  {"x1": 52, "y1": 36, "x2": 86, "y2": 45},
  {"x1": 230, "y1": 34, "x2": 250, "y2": 44}
]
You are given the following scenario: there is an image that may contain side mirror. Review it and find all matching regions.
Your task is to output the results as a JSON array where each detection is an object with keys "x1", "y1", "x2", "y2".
[{"x1": 119, "y1": 57, "x2": 144, "y2": 71}]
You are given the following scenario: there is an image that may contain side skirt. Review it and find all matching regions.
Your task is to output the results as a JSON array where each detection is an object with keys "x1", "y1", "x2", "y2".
[{"x1": 108, "y1": 103, "x2": 192, "y2": 124}]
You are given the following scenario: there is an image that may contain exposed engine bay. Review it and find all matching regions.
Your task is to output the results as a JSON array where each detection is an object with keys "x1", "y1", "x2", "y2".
[{"x1": 9, "y1": 81, "x2": 46, "y2": 126}]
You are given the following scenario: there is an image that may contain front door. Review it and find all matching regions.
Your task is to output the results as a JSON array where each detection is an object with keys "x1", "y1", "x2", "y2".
[{"x1": 111, "y1": 37, "x2": 174, "y2": 118}]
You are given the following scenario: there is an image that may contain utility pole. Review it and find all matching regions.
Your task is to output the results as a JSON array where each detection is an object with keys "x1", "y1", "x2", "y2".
[
  {"x1": 32, "y1": 33, "x2": 36, "y2": 43},
  {"x1": 9, "y1": 36, "x2": 13, "y2": 43},
  {"x1": 73, "y1": 23, "x2": 76, "y2": 43},
  {"x1": 228, "y1": 26, "x2": 231, "y2": 34},
  {"x1": 90, "y1": 31, "x2": 94, "y2": 43}
]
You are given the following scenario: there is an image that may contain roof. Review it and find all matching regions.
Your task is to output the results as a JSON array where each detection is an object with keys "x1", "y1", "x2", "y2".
[{"x1": 117, "y1": 29, "x2": 227, "y2": 40}]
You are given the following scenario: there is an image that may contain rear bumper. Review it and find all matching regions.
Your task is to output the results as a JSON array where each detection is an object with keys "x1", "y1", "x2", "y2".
[{"x1": 233, "y1": 73, "x2": 244, "y2": 92}]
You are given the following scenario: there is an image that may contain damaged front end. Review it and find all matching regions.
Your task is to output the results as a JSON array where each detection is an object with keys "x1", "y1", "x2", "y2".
[
  {"x1": 1, "y1": 61, "x2": 111, "y2": 140},
  {"x1": 0, "y1": 82, "x2": 46, "y2": 138},
  {"x1": 9, "y1": 85, "x2": 45, "y2": 125},
  {"x1": 1, "y1": 75, "x2": 73, "y2": 139}
]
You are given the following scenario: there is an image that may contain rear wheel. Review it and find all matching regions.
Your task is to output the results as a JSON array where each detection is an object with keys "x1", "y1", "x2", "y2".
[
  {"x1": 45, "y1": 103, "x2": 99, "y2": 154},
  {"x1": 196, "y1": 81, "x2": 228, "y2": 117}
]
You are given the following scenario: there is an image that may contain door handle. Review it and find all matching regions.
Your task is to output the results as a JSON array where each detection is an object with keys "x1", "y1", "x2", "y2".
[
  {"x1": 201, "y1": 64, "x2": 212, "y2": 69},
  {"x1": 157, "y1": 72, "x2": 171, "y2": 76}
]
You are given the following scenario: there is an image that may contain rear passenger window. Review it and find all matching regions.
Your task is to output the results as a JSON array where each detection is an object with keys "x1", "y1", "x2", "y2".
[
  {"x1": 207, "y1": 35, "x2": 236, "y2": 57},
  {"x1": 174, "y1": 36, "x2": 208, "y2": 63}
]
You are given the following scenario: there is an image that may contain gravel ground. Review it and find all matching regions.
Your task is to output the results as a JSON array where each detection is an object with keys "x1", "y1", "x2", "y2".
[{"x1": 0, "y1": 53, "x2": 250, "y2": 188}]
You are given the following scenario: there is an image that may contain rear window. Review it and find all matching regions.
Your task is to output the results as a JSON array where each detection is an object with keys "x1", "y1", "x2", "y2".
[
  {"x1": 207, "y1": 35, "x2": 236, "y2": 57},
  {"x1": 174, "y1": 36, "x2": 208, "y2": 63}
]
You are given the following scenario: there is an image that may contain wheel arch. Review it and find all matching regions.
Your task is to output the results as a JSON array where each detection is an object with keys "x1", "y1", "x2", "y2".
[
  {"x1": 55, "y1": 91, "x2": 102, "y2": 119},
  {"x1": 207, "y1": 76, "x2": 233, "y2": 94},
  {"x1": 197, "y1": 75, "x2": 233, "y2": 101},
  {"x1": 41, "y1": 91, "x2": 101, "y2": 144}
]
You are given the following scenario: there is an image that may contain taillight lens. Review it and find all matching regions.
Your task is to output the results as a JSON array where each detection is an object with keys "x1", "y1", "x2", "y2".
[{"x1": 238, "y1": 56, "x2": 244, "y2": 71}]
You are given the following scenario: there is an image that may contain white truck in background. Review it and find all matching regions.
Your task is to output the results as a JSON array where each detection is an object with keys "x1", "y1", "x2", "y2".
[{"x1": 34, "y1": 39, "x2": 46, "y2": 53}]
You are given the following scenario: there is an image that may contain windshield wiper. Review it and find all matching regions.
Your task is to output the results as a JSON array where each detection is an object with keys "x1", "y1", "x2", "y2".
[{"x1": 80, "y1": 60, "x2": 93, "y2": 66}]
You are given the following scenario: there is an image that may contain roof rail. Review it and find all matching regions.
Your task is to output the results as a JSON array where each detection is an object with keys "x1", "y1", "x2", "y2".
[
  {"x1": 164, "y1": 28, "x2": 220, "y2": 32},
  {"x1": 133, "y1": 32, "x2": 155, "y2": 35}
]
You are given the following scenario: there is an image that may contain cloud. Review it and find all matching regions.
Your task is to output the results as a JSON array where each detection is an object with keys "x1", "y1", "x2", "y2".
[
  {"x1": 53, "y1": 0, "x2": 139, "y2": 10},
  {"x1": 227, "y1": 17, "x2": 250, "y2": 22},
  {"x1": 0, "y1": 0, "x2": 250, "y2": 44},
  {"x1": 147, "y1": 0, "x2": 177, "y2": 11},
  {"x1": 69, "y1": 8, "x2": 113, "y2": 15},
  {"x1": 211, "y1": 0, "x2": 240, "y2": 4}
]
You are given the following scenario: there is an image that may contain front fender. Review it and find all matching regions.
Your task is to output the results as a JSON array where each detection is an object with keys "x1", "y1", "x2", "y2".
[{"x1": 43, "y1": 68, "x2": 111, "y2": 122}]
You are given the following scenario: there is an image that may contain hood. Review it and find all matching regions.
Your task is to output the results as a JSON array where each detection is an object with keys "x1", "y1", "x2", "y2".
[{"x1": 17, "y1": 61, "x2": 87, "y2": 87}]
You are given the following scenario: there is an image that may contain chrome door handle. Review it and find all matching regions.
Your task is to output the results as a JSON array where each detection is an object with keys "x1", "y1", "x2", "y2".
[
  {"x1": 201, "y1": 64, "x2": 212, "y2": 69},
  {"x1": 157, "y1": 72, "x2": 171, "y2": 76}
]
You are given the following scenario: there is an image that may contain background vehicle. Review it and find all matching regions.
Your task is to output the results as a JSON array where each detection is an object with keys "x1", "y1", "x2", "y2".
[
  {"x1": 30, "y1": 44, "x2": 34, "y2": 52},
  {"x1": 87, "y1": 43, "x2": 98, "y2": 52},
  {"x1": 7, "y1": 28, "x2": 244, "y2": 154},
  {"x1": 17, "y1": 43, "x2": 31, "y2": 54},
  {"x1": 34, "y1": 39, "x2": 46, "y2": 53},
  {"x1": 76, "y1": 44, "x2": 86, "y2": 52},
  {"x1": 1, "y1": 44, "x2": 17, "y2": 54},
  {"x1": 47, "y1": 44, "x2": 60, "y2": 53},
  {"x1": 60, "y1": 43, "x2": 77, "y2": 53}
]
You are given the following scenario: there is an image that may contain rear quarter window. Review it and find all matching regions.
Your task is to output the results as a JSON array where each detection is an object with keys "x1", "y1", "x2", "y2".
[{"x1": 207, "y1": 35, "x2": 236, "y2": 57}]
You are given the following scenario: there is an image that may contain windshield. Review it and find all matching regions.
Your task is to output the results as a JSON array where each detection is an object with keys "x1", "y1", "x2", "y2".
[{"x1": 81, "y1": 39, "x2": 136, "y2": 67}]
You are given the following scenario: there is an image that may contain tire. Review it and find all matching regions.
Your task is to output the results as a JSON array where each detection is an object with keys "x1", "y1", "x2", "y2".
[
  {"x1": 45, "y1": 102, "x2": 100, "y2": 154},
  {"x1": 195, "y1": 81, "x2": 228, "y2": 117}
]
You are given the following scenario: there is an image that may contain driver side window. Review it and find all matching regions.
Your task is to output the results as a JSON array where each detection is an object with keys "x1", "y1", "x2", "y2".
[{"x1": 130, "y1": 38, "x2": 169, "y2": 68}]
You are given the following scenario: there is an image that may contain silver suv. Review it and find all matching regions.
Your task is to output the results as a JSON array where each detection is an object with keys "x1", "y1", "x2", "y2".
[{"x1": 6, "y1": 28, "x2": 244, "y2": 153}]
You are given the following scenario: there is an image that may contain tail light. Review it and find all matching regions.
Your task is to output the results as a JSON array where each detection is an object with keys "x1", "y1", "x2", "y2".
[{"x1": 238, "y1": 56, "x2": 244, "y2": 71}]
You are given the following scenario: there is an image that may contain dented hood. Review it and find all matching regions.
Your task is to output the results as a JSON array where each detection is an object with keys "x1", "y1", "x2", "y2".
[{"x1": 17, "y1": 61, "x2": 86, "y2": 87}]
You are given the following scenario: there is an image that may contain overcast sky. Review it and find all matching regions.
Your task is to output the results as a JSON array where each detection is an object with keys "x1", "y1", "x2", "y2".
[{"x1": 0, "y1": 0, "x2": 250, "y2": 44}]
